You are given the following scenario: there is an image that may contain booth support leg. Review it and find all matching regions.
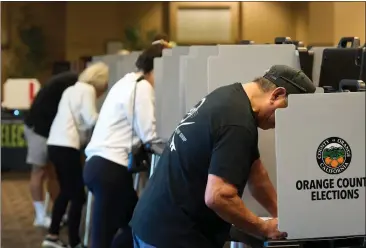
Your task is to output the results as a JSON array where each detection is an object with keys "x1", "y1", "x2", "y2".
[
  {"x1": 230, "y1": 241, "x2": 247, "y2": 248},
  {"x1": 44, "y1": 191, "x2": 50, "y2": 217},
  {"x1": 150, "y1": 155, "x2": 156, "y2": 178},
  {"x1": 83, "y1": 191, "x2": 93, "y2": 247},
  {"x1": 230, "y1": 241, "x2": 253, "y2": 248},
  {"x1": 134, "y1": 173, "x2": 140, "y2": 191}
]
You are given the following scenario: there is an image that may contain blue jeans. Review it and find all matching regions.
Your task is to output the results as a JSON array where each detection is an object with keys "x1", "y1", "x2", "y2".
[{"x1": 133, "y1": 233, "x2": 157, "y2": 248}]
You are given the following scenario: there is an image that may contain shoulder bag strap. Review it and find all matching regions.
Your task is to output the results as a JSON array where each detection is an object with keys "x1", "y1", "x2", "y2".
[{"x1": 129, "y1": 75, "x2": 145, "y2": 152}]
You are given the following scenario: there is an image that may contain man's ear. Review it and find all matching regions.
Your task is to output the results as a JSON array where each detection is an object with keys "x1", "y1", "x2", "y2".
[{"x1": 270, "y1": 87, "x2": 287, "y2": 101}]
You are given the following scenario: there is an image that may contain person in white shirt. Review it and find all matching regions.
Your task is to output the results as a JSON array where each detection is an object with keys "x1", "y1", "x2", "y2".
[
  {"x1": 83, "y1": 43, "x2": 165, "y2": 248},
  {"x1": 42, "y1": 62, "x2": 109, "y2": 248}
]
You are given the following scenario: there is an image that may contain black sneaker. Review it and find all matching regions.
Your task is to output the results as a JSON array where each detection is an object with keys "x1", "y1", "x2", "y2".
[{"x1": 41, "y1": 237, "x2": 69, "y2": 248}]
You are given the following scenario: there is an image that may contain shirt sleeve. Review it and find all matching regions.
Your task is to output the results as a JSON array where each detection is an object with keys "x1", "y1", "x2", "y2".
[
  {"x1": 133, "y1": 81, "x2": 159, "y2": 144},
  {"x1": 208, "y1": 125, "x2": 259, "y2": 190},
  {"x1": 80, "y1": 88, "x2": 99, "y2": 128},
  {"x1": 55, "y1": 72, "x2": 78, "y2": 89}
]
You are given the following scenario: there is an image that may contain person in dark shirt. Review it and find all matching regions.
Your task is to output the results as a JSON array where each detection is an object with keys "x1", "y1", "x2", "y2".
[
  {"x1": 24, "y1": 71, "x2": 78, "y2": 228},
  {"x1": 130, "y1": 65, "x2": 316, "y2": 248}
]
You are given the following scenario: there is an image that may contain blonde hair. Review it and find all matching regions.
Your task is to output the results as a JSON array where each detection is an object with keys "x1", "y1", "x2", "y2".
[{"x1": 78, "y1": 62, "x2": 109, "y2": 92}]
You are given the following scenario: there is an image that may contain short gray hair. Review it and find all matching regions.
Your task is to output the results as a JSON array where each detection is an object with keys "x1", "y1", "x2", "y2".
[
  {"x1": 253, "y1": 77, "x2": 277, "y2": 92},
  {"x1": 78, "y1": 62, "x2": 109, "y2": 92}
]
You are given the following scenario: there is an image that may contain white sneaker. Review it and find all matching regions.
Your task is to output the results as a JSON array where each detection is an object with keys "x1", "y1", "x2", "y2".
[
  {"x1": 33, "y1": 216, "x2": 51, "y2": 228},
  {"x1": 61, "y1": 214, "x2": 68, "y2": 226},
  {"x1": 41, "y1": 237, "x2": 69, "y2": 248}
]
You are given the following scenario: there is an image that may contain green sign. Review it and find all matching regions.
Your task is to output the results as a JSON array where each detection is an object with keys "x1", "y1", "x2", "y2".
[{"x1": 1, "y1": 123, "x2": 27, "y2": 148}]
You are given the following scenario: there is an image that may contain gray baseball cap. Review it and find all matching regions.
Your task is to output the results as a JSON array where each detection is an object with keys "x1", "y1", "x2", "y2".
[{"x1": 263, "y1": 65, "x2": 316, "y2": 94}]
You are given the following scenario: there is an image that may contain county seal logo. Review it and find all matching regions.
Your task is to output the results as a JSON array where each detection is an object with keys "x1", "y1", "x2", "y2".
[{"x1": 316, "y1": 137, "x2": 352, "y2": 175}]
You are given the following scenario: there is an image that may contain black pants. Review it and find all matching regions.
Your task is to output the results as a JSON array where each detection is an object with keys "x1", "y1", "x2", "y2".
[
  {"x1": 48, "y1": 145, "x2": 86, "y2": 247},
  {"x1": 84, "y1": 156, "x2": 138, "y2": 248}
]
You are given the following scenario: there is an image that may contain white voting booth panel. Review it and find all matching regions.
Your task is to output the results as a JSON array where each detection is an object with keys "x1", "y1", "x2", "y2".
[
  {"x1": 154, "y1": 56, "x2": 165, "y2": 140},
  {"x1": 153, "y1": 45, "x2": 206, "y2": 142},
  {"x1": 207, "y1": 45, "x2": 300, "y2": 92},
  {"x1": 116, "y1": 51, "x2": 141, "y2": 82},
  {"x1": 180, "y1": 46, "x2": 219, "y2": 114},
  {"x1": 205, "y1": 44, "x2": 301, "y2": 217},
  {"x1": 155, "y1": 48, "x2": 174, "y2": 140},
  {"x1": 163, "y1": 48, "x2": 172, "y2": 56},
  {"x1": 155, "y1": 47, "x2": 190, "y2": 141},
  {"x1": 92, "y1": 55, "x2": 120, "y2": 110},
  {"x1": 276, "y1": 93, "x2": 365, "y2": 239},
  {"x1": 92, "y1": 52, "x2": 141, "y2": 110}
]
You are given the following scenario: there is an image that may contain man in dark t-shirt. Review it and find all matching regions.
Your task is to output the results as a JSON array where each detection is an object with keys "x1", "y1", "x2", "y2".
[
  {"x1": 24, "y1": 71, "x2": 78, "y2": 228},
  {"x1": 130, "y1": 65, "x2": 316, "y2": 248}
]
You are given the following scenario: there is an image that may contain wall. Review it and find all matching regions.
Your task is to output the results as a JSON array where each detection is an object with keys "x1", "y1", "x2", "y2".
[
  {"x1": 168, "y1": 1, "x2": 363, "y2": 45},
  {"x1": 307, "y1": 2, "x2": 335, "y2": 46},
  {"x1": 241, "y1": 2, "x2": 295, "y2": 43},
  {"x1": 1, "y1": 2, "x2": 66, "y2": 86},
  {"x1": 168, "y1": 2, "x2": 240, "y2": 44},
  {"x1": 241, "y1": 1, "x2": 365, "y2": 45},
  {"x1": 292, "y1": 2, "x2": 309, "y2": 44},
  {"x1": 1, "y1": 1, "x2": 164, "y2": 87},
  {"x1": 333, "y1": 2, "x2": 365, "y2": 45},
  {"x1": 306, "y1": 2, "x2": 366, "y2": 46},
  {"x1": 65, "y1": 2, "x2": 164, "y2": 60},
  {"x1": 2, "y1": 1, "x2": 365, "y2": 87}
]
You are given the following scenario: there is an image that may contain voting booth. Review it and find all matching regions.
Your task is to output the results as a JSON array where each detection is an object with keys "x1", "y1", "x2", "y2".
[
  {"x1": 86, "y1": 44, "x2": 365, "y2": 248},
  {"x1": 151, "y1": 44, "x2": 366, "y2": 247},
  {"x1": 230, "y1": 92, "x2": 365, "y2": 248},
  {"x1": 276, "y1": 92, "x2": 366, "y2": 240}
]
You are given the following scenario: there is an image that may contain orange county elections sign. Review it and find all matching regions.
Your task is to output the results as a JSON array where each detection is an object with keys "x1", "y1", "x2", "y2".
[{"x1": 295, "y1": 136, "x2": 365, "y2": 201}]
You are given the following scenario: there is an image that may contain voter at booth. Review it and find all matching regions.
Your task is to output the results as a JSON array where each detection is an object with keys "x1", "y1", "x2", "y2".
[
  {"x1": 130, "y1": 65, "x2": 316, "y2": 248},
  {"x1": 24, "y1": 71, "x2": 79, "y2": 228},
  {"x1": 83, "y1": 43, "x2": 164, "y2": 248},
  {"x1": 42, "y1": 62, "x2": 109, "y2": 248}
]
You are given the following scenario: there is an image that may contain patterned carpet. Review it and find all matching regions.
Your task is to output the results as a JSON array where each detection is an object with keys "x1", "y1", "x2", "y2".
[{"x1": 1, "y1": 172, "x2": 69, "y2": 248}]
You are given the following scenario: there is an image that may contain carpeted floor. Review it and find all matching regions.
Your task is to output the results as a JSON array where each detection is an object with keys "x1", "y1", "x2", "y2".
[{"x1": 1, "y1": 172, "x2": 70, "y2": 248}]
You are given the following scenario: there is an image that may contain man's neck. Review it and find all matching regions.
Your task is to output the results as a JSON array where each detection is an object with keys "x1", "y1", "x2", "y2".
[{"x1": 242, "y1": 82, "x2": 263, "y2": 113}]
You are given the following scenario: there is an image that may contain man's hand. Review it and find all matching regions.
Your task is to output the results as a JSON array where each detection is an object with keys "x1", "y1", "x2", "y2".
[{"x1": 261, "y1": 218, "x2": 287, "y2": 240}]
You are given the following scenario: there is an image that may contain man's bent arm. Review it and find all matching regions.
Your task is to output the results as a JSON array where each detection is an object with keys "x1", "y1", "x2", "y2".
[
  {"x1": 205, "y1": 174, "x2": 267, "y2": 237},
  {"x1": 248, "y1": 159, "x2": 277, "y2": 217}
]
